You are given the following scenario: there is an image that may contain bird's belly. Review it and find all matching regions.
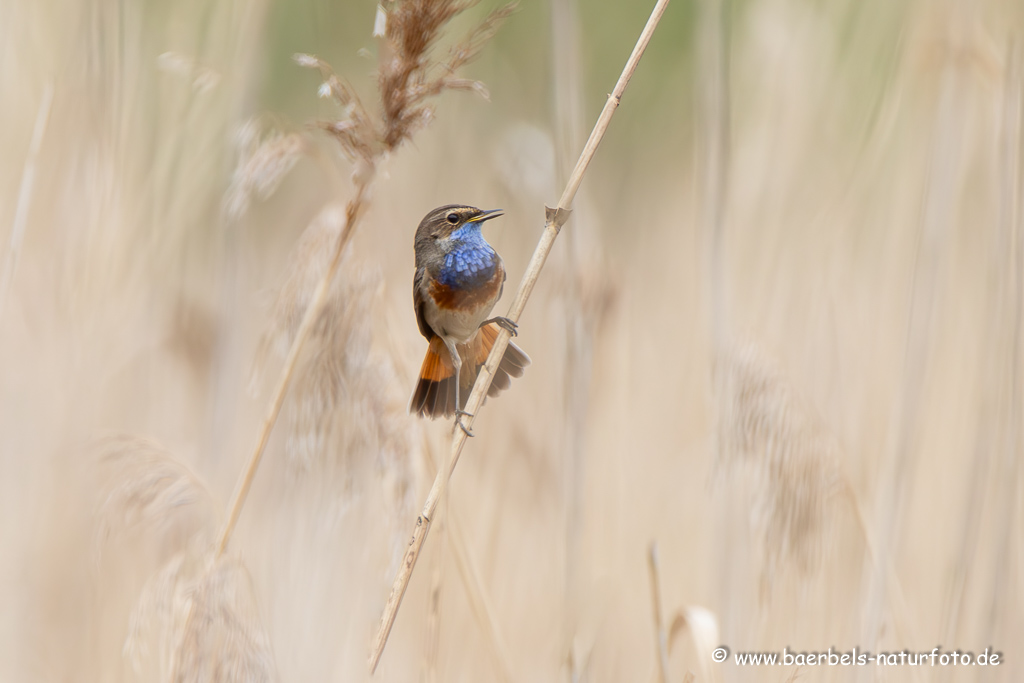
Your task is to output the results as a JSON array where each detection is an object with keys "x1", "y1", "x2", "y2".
[
  {"x1": 425, "y1": 303, "x2": 494, "y2": 343},
  {"x1": 426, "y1": 270, "x2": 502, "y2": 343}
]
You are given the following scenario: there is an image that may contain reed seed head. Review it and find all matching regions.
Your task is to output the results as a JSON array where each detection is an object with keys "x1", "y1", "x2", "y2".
[
  {"x1": 94, "y1": 435, "x2": 215, "y2": 558},
  {"x1": 714, "y1": 340, "x2": 844, "y2": 593}
]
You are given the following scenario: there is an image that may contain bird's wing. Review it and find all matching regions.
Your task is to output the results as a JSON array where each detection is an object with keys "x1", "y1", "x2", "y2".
[
  {"x1": 413, "y1": 266, "x2": 435, "y2": 341},
  {"x1": 497, "y1": 255, "x2": 506, "y2": 300}
]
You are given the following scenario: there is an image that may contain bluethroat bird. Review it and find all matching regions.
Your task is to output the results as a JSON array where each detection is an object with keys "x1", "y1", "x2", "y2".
[{"x1": 410, "y1": 205, "x2": 530, "y2": 435}]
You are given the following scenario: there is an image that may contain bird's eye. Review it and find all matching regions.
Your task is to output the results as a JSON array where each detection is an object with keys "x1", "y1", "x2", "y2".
[{"x1": 446, "y1": 212, "x2": 459, "y2": 224}]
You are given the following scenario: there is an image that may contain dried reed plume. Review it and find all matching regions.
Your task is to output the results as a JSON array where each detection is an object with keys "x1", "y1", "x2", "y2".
[
  {"x1": 93, "y1": 435, "x2": 277, "y2": 681},
  {"x1": 125, "y1": 554, "x2": 277, "y2": 683},
  {"x1": 218, "y1": 0, "x2": 516, "y2": 556},
  {"x1": 157, "y1": 52, "x2": 222, "y2": 94},
  {"x1": 94, "y1": 435, "x2": 215, "y2": 557},
  {"x1": 299, "y1": 0, "x2": 517, "y2": 162},
  {"x1": 225, "y1": 118, "x2": 308, "y2": 222},
  {"x1": 713, "y1": 340, "x2": 843, "y2": 593},
  {"x1": 256, "y1": 204, "x2": 410, "y2": 492}
]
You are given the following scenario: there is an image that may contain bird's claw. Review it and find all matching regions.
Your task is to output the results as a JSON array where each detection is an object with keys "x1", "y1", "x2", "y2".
[
  {"x1": 455, "y1": 409, "x2": 475, "y2": 437},
  {"x1": 483, "y1": 316, "x2": 518, "y2": 337}
]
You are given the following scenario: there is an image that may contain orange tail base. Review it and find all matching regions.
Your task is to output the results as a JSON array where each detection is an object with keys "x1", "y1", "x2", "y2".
[{"x1": 409, "y1": 322, "x2": 530, "y2": 419}]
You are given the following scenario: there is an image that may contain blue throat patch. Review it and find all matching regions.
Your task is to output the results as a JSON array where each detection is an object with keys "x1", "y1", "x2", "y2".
[{"x1": 437, "y1": 224, "x2": 497, "y2": 289}]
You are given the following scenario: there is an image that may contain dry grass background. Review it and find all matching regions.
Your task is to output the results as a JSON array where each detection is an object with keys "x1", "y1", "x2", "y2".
[{"x1": 2, "y1": 0, "x2": 1024, "y2": 681}]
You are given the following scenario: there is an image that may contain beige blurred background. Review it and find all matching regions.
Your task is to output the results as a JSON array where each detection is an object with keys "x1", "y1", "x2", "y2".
[{"x1": 1, "y1": 0, "x2": 1023, "y2": 681}]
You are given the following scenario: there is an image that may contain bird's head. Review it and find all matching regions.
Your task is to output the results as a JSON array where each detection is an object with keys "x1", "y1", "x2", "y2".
[{"x1": 414, "y1": 205, "x2": 504, "y2": 254}]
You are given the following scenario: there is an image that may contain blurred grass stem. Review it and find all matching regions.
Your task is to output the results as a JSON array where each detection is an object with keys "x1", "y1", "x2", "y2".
[
  {"x1": 550, "y1": 0, "x2": 598, "y2": 672},
  {"x1": 984, "y1": 41, "x2": 1024, "y2": 646},
  {"x1": 860, "y1": 41, "x2": 964, "y2": 663},
  {"x1": 0, "y1": 83, "x2": 53, "y2": 322},
  {"x1": 701, "y1": 0, "x2": 730, "y2": 349},
  {"x1": 647, "y1": 543, "x2": 673, "y2": 683},
  {"x1": 941, "y1": 41, "x2": 1023, "y2": 656}
]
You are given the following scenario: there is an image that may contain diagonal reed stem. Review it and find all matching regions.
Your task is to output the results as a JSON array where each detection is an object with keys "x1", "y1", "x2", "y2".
[
  {"x1": 215, "y1": 182, "x2": 370, "y2": 556},
  {"x1": 368, "y1": 0, "x2": 671, "y2": 671}
]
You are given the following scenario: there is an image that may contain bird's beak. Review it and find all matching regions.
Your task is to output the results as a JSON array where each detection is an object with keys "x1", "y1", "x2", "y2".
[{"x1": 470, "y1": 209, "x2": 504, "y2": 224}]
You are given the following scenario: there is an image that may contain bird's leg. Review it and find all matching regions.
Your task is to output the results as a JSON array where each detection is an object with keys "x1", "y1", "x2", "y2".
[
  {"x1": 443, "y1": 338, "x2": 474, "y2": 437},
  {"x1": 480, "y1": 316, "x2": 518, "y2": 337}
]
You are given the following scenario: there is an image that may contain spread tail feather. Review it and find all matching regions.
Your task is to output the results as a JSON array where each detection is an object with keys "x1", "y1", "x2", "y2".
[{"x1": 410, "y1": 323, "x2": 531, "y2": 419}]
